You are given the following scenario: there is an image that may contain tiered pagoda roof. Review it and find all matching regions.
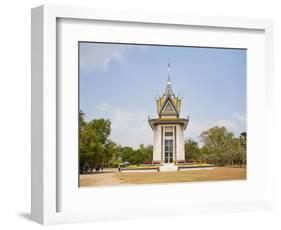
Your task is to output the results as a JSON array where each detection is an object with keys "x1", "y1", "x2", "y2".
[{"x1": 148, "y1": 64, "x2": 189, "y2": 129}]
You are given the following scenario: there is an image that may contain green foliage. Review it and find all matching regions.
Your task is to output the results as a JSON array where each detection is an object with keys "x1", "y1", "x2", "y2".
[
  {"x1": 79, "y1": 109, "x2": 247, "y2": 172},
  {"x1": 240, "y1": 132, "x2": 247, "y2": 148},
  {"x1": 79, "y1": 110, "x2": 153, "y2": 173},
  {"x1": 79, "y1": 111, "x2": 112, "y2": 171},
  {"x1": 119, "y1": 144, "x2": 153, "y2": 165},
  {"x1": 197, "y1": 126, "x2": 246, "y2": 166},
  {"x1": 184, "y1": 139, "x2": 199, "y2": 160}
]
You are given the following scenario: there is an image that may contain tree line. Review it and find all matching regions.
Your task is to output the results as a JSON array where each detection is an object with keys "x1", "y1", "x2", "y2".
[
  {"x1": 185, "y1": 127, "x2": 246, "y2": 167},
  {"x1": 79, "y1": 110, "x2": 153, "y2": 172},
  {"x1": 80, "y1": 110, "x2": 246, "y2": 173}
]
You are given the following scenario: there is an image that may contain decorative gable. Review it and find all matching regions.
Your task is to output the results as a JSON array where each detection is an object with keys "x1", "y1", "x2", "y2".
[
  {"x1": 163, "y1": 101, "x2": 176, "y2": 113},
  {"x1": 159, "y1": 96, "x2": 179, "y2": 117},
  {"x1": 155, "y1": 65, "x2": 183, "y2": 117}
]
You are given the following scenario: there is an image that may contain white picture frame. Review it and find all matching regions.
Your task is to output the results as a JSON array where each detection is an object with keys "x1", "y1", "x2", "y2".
[{"x1": 31, "y1": 5, "x2": 274, "y2": 225}]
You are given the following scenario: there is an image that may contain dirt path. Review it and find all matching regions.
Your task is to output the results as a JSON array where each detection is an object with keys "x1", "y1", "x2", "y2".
[{"x1": 80, "y1": 172, "x2": 121, "y2": 187}]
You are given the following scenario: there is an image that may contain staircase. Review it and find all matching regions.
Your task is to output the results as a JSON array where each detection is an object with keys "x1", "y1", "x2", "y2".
[{"x1": 160, "y1": 164, "x2": 178, "y2": 172}]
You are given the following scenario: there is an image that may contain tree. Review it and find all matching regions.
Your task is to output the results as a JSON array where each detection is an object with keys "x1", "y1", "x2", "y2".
[
  {"x1": 199, "y1": 126, "x2": 235, "y2": 166},
  {"x1": 119, "y1": 144, "x2": 153, "y2": 165},
  {"x1": 143, "y1": 145, "x2": 153, "y2": 162},
  {"x1": 240, "y1": 132, "x2": 247, "y2": 148},
  {"x1": 184, "y1": 139, "x2": 199, "y2": 160},
  {"x1": 199, "y1": 126, "x2": 247, "y2": 166},
  {"x1": 79, "y1": 111, "x2": 247, "y2": 172},
  {"x1": 79, "y1": 118, "x2": 111, "y2": 172},
  {"x1": 197, "y1": 146, "x2": 209, "y2": 163},
  {"x1": 235, "y1": 135, "x2": 246, "y2": 166},
  {"x1": 79, "y1": 110, "x2": 86, "y2": 129},
  {"x1": 104, "y1": 140, "x2": 119, "y2": 167},
  {"x1": 136, "y1": 144, "x2": 153, "y2": 164},
  {"x1": 87, "y1": 119, "x2": 111, "y2": 145},
  {"x1": 120, "y1": 146, "x2": 135, "y2": 164}
]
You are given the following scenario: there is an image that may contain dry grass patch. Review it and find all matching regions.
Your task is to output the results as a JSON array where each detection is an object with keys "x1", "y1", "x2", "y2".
[{"x1": 80, "y1": 167, "x2": 246, "y2": 187}]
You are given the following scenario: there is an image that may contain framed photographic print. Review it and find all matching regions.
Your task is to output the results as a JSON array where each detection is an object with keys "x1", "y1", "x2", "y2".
[
  {"x1": 31, "y1": 5, "x2": 274, "y2": 224},
  {"x1": 78, "y1": 42, "x2": 246, "y2": 187}
]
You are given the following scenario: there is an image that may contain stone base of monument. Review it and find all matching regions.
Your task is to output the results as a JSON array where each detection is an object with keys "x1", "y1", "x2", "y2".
[{"x1": 160, "y1": 164, "x2": 178, "y2": 172}]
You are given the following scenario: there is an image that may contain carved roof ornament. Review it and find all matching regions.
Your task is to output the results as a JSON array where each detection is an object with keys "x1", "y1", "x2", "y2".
[
  {"x1": 164, "y1": 63, "x2": 175, "y2": 96},
  {"x1": 148, "y1": 64, "x2": 189, "y2": 130}
]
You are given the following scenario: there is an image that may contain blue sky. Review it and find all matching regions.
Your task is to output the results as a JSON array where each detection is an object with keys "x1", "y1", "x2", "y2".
[{"x1": 80, "y1": 42, "x2": 246, "y2": 148}]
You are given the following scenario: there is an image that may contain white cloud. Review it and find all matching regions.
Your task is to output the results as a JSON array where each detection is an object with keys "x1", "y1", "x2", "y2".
[
  {"x1": 94, "y1": 104, "x2": 246, "y2": 148},
  {"x1": 186, "y1": 112, "x2": 246, "y2": 143},
  {"x1": 209, "y1": 113, "x2": 246, "y2": 133},
  {"x1": 96, "y1": 103, "x2": 153, "y2": 148},
  {"x1": 80, "y1": 43, "x2": 127, "y2": 72},
  {"x1": 233, "y1": 112, "x2": 246, "y2": 125},
  {"x1": 186, "y1": 119, "x2": 207, "y2": 141},
  {"x1": 212, "y1": 119, "x2": 237, "y2": 130}
]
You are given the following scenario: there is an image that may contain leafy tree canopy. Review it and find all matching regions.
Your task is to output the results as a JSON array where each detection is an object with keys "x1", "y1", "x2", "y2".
[{"x1": 79, "y1": 110, "x2": 247, "y2": 172}]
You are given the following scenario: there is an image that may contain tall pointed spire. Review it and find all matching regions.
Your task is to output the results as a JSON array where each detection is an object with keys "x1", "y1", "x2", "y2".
[
  {"x1": 167, "y1": 63, "x2": 171, "y2": 82},
  {"x1": 165, "y1": 63, "x2": 174, "y2": 96}
]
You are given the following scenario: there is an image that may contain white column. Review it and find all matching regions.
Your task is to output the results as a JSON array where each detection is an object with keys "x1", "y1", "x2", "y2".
[
  {"x1": 173, "y1": 125, "x2": 176, "y2": 162},
  {"x1": 182, "y1": 125, "x2": 185, "y2": 161},
  {"x1": 176, "y1": 124, "x2": 180, "y2": 161},
  {"x1": 153, "y1": 125, "x2": 158, "y2": 161},
  {"x1": 176, "y1": 125, "x2": 185, "y2": 161},
  {"x1": 153, "y1": 125, "x2": 162, "y2": 162}
]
